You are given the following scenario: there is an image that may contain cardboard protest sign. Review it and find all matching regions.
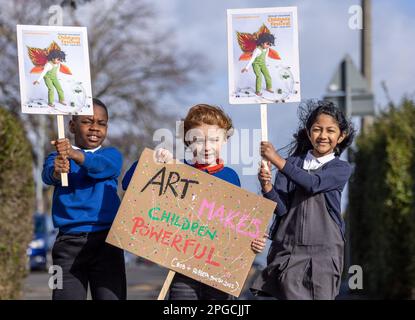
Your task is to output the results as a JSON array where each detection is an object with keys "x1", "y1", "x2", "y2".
[
  {"x1": 106, "y1": 148, "x2": 276, "y2": 297},
  {"x1": 16, "y1": 25, "x2": 93, "y2": 115},
  {"x1": 227, "y1": 7, "x2": 301, "y2": 104}
]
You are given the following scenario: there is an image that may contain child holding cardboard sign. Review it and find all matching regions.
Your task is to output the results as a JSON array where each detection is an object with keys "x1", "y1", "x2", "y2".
[
  {"x1": 251, "y1": 100, "x2": 356, "y2": 300},
  {"x1": 122, "y1": 104, "x2": 267, "y2": 300},
  {"x1": 42, "y1": 98, "x2": 126, "y2": 300}
]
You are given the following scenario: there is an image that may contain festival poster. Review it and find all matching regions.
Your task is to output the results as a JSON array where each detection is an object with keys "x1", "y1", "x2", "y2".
[
  {"x1": 227, "y1": 7, "x2": 301, "y2": 104},
  {"x1": 16, "y1": 25, "x2": 93, "y2": 115},
  {"x1": 106, "y1": 148, "x2": 276, "y2": 297}
]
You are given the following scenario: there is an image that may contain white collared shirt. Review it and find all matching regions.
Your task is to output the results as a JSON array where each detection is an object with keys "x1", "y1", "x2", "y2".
[
  {"x1": 303, "y1": 150, "x2": 335, "y2": 171},
  {"x1": 72, "y1": 145, "x2": 102, "y2": 153}
]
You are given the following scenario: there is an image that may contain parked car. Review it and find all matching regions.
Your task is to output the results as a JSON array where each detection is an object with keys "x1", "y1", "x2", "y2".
[{"x1": 27, "y1": 213, "x2": 57, "y2": 271}]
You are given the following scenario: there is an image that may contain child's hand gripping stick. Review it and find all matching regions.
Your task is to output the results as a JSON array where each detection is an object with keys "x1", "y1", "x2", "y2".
[{"x1": 56, "y1": 115, "x2": 68, "y2": 186}]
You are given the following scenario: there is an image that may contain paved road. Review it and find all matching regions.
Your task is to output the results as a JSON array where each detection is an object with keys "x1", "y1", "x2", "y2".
[
  {"x1": 23, "y1": 261, "x2": 167, "y2": 300},
  {"x1": 22, "y1": 259, "x2": 260, "y2": 300},
  {"x1": 22, "y1": 254, "x2": 356, "y2": 300}
]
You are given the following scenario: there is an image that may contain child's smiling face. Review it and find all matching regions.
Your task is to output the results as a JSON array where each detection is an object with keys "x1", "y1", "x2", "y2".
[
  {"x1": 69, "y1": 104, "x2": 108, "y2": 149},
  {"x1": 51, "y1": 58, "x2": 61, "y2": 64},
  {"x1": 308, "y1": 114, "x2": 345, "y2": 157},
  {"x1": 187, "y1": 124, "x2": 226, "y2": 166}
]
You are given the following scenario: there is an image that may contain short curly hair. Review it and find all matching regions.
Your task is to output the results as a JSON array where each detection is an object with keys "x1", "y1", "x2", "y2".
[{"x1": 183, "y1": 104, "x2": 233, "y2": 146}]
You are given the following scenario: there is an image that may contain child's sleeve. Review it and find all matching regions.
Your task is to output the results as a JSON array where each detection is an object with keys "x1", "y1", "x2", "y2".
[
  {"x1": 42, "y1": 152, "x2": 60, "y2": 186},
  {"x1": 281, "y1": 160, "x2": 352, "y2": 194},
  {"x1": 263, "y1": 170, "x2": 290, "y2": 216},
  {"x1": 244, "y1": 48, "x2": 261, "y2": 70},
  {"x1": 234, "y1": 174, "x2": 241, "y2": 188},
  {"x1": 122, "y1": 161, "x2": 138, "y2": 191},
  {"x1": 36, "y1": 63, "x2": 52, "y2": 82},
  {"x1": 81, "y1": 147, "x2": 122, "y2": 179},
  {"x1": 228, "y1": 169, "x2": 241, "y2": 188}
]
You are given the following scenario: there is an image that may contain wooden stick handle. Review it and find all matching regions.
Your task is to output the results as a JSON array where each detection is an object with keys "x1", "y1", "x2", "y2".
[
  {"x1": 260, "y1": 104, "x2": 270, "y2": 172},
  {"x1": 157, "y1": 271, "x2": 176, "y2": 300},
  {"x1": 57, "y1": 115, "x2": 68, "y2": 187}
]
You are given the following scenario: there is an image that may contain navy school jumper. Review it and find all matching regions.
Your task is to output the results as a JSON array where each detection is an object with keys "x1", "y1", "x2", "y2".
[
  {"x1": 264, "y1": 154, "x2": 352, "y2": 240},
  {"x1": 251, "y1": 153, "x2": 352, "y2": 300}
]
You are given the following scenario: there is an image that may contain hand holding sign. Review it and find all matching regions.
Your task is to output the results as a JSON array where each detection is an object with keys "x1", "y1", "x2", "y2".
[
  {"x1": 155, "y1": 148, "x2": 174, "y2": 164},
  {"x1": 251, "y1": 233, "x2": 269, "y2": 253},
  {"x1": 258, "y1": 161, "x2": 272, "y2": 192},
  {"x1": 53, "y1": 154, "x2": 70, "y2": 179},
  {"x1": 260, "y1": 141, "x2": 279, "y2": 163},
  {"x1": 51, "y1": 138, "x2": 72, "y2": 157}
]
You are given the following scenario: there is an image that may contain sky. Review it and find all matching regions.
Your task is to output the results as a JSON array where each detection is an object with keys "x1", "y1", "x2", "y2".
[{"x1": 151, "y1": 0, "x2": 415, "y2": 195}]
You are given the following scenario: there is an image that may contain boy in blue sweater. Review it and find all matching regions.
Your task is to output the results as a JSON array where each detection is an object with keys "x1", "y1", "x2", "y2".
[{"x1": 42, "y1": 98, "x2": 126, "y2": 300}]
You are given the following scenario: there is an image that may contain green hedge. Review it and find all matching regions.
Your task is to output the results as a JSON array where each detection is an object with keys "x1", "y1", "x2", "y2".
[
  {"x1": 349, "y1": 98, "x2": 415, "y2": 299},
  {"x1": 0, "y1": 107, "x2": 34, "y2": 299}
]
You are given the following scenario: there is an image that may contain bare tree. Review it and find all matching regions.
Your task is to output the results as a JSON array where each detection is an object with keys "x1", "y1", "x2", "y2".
[{"x1": 0, "y1": 0, "x2": 206, "y2": 209}]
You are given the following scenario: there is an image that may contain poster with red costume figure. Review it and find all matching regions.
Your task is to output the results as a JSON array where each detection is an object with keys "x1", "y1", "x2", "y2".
[
  {"x1": 227, "y1": 7, "x2": 301, "y2": 104},
  {"x1": 17, "y1": 25, "x2": 93, "y2": 115}
]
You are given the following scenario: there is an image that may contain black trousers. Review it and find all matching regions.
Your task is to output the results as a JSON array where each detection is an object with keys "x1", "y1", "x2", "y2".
[
  {"x1": 51, "y1": 229, "x2": 126, "y2": 300},
  {"x1": 168, "y1": 273, "x2": 232, "y2": 300}
]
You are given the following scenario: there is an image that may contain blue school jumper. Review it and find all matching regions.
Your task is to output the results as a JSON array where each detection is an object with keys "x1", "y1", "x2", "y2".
[
  {"x1": 42, "y1": 147, "x2": 123, "y2": 233},
  {"x1": 122, "y1": 159, "x2": 240, "y2": 300},
  {"x1": 251, "y1": 153, "x2": 352, "y2": 300},
  {"x1": 42, "y1": 146, "x2": 126, "y2": 300}
]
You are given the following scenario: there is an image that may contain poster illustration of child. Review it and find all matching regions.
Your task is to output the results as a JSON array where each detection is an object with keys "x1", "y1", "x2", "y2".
[
  {"x1": 227, "y1": 7, "x2": 301, "y2": 105},
  {"x1": 31, "y1": 42, "x2": 71, "y2": 107},
  {"x1": 17, "y1": 25, "x2": 93, "y2": 115},
  {"x1": 239, "y1": 27, "x2": 281, "y2": 96}
]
